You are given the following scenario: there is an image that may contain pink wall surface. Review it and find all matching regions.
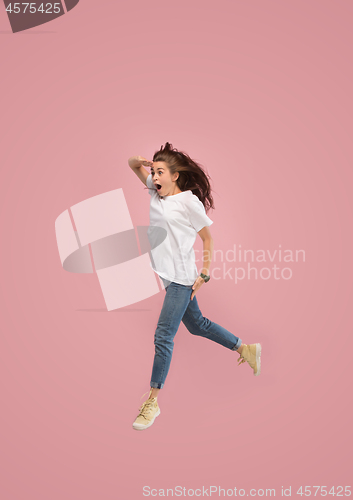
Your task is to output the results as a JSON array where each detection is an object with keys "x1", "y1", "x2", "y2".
[{"x1": 0, "y1": 1, "x2": 352, "y2": 499}]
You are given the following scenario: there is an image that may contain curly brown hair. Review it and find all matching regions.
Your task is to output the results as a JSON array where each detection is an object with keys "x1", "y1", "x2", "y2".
[{"x1": 151, "y1": 142, "x2": 215, "y2": 213}]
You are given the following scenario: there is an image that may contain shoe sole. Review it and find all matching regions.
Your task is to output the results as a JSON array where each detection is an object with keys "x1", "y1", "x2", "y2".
[
  {"x1": 254, "y1": 343, "x2": 262, "y2": 376},
  {"x1": 132, "y1": 408, "x2": 161, "y2": 431}
]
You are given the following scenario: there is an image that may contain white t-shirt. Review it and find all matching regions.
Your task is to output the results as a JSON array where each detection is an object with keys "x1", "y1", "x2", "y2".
[{"x1": 145, "y1": 173, "x2": 213, "y2": 286}]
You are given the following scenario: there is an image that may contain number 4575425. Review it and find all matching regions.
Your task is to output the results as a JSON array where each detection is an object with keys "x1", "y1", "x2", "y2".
[
  {"x1": 297, "y1": 487, "x2": 351, "y2": 497},
  {"x1": 6, "y1": 3, "x2": 62, "y2": 14}
]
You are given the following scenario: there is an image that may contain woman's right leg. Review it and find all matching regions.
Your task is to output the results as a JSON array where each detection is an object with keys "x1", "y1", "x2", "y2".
[
  {"x1": 132, "y1": 281, "x2": 194, "y2": 430},
  {"x1": 150, "y1": 281, "x2": 194, "y2": 390}
]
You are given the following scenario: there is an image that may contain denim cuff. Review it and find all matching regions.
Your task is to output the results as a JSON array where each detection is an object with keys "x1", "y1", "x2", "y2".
[
  {"x1": 150, "y1": 381, "x2": 164, "y2": 389},
  {"x1": 231, "y1": 338, "x2": 242, "y2": 351}
]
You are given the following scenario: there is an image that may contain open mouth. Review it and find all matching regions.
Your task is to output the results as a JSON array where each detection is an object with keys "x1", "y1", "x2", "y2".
[{"x1": 155, "y1": 184, "x2": 162, "y2": 191}]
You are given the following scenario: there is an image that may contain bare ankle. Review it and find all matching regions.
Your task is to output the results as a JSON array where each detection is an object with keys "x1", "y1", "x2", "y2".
[{"x1": 150, "y1": 388, "x2": 160, "y2": 399}]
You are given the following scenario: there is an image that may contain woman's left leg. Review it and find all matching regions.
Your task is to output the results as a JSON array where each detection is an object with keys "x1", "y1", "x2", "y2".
[
  {"x1": 181, "y1": 293, "x2": 242, "y2": 351},
  {"x1": 181, "y1": 293, "x2": 261, "y2": 375}
]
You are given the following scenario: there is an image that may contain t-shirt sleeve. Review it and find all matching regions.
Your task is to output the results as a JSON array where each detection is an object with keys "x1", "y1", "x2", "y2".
[
  {"x1": 146, "y1": 173, "x2": 157, "y2": 195},
  {"x1": 186, "y1": 195, "x2": 214, "y2": 232}
]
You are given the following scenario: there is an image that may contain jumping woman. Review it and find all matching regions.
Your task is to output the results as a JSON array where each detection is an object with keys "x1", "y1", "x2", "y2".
[{"x1": 128, "y1": 142, "x2": 261, "y2": 431}]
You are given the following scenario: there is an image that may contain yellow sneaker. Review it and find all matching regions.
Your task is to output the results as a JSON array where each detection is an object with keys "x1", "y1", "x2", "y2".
[
  {"x1": 132, "y1": 389, "x2": 161, "y2": 431},
  {"x1": 237, "y1": 343, "x2": 262, "y2": 376}
]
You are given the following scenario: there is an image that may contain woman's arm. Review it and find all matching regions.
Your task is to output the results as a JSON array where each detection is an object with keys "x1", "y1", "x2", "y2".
[
  {"x1": 198, "y1": 226, "x2": 214, "y2": 276},
  {"x1": 191, "y1": 227, "x2": 213, "y2": 300},
  {"x1": 128, "y1": 156, "x2": 153, "y2": 186}
]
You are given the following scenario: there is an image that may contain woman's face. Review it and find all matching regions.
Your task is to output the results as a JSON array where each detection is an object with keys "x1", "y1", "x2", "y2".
[{"x1": 151, "y1": 161, "x2": 179, "y2": 196}]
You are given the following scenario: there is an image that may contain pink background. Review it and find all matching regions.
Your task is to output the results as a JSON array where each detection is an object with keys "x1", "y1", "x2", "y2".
[{"x1": 1, "y1": 1, "x2": 352, "y2": 498}]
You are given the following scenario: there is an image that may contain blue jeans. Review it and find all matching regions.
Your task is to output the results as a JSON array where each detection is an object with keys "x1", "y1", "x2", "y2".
[{"x1": 150, "y1": 280, "x2": 242, "y2": 389}]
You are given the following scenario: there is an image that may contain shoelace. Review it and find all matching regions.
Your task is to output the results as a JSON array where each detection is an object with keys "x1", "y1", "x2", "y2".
[
  {"x1": 137, "y1": 391, "x2": 157, "y2": 420},
  {"x1": 237, "y1": 356, "x2": 246, "y2": 366},
  {"x1": 138, "y1": 399, "x2": 156, "y2": 420},
  {"x1": 237, "y1": 345, "x2": 248, "y2": 366}
]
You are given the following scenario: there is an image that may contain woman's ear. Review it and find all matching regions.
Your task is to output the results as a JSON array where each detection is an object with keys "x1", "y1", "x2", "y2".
[{"x1": 173, "y1": 172, "x2": 180, "y2": 182}]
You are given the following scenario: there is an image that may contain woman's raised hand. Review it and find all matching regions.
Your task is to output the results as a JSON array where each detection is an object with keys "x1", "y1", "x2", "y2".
[{"x1": 128, "y1": 156, "x2": 153, "y2": 169}]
